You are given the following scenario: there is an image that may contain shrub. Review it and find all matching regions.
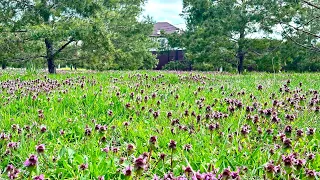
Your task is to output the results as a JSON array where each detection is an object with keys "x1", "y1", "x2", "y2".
[{"x1": 163, "y1": 61, "x2": 191, "y2": 71}]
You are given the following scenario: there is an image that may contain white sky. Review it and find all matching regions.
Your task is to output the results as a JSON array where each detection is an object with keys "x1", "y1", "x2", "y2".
[
  {"x1": 142, "y1": 0, "x2": 283, "y2": 39},
  {"x1": 142, "y1": 0, "x2": 186, "y2": 29}
]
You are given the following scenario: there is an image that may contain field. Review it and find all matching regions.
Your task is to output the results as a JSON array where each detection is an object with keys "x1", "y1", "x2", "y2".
[{"x1": 0, "y1": 71, "x2": 319, "y2": 180}]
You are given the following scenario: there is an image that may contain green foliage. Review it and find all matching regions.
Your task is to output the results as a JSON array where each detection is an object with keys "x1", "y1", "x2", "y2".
[
  {"x1": 181, "y1": 0, "x2": 320, "y2": 73},
  {"x1": 182, "y1": 0, "x2": 281, "y2": 73},
  {"x1": 165, "y1": 33, "x2": 185, "y2": 50},
  {"x1": 0, "y1": 0, "x2": 157, "y2": 72},
  {"x1": 163, "y1": 61, "x2": 191, "y2": 71},
  {"x1": 192, "y1": 62, "x2": 216, "y2": 71}
]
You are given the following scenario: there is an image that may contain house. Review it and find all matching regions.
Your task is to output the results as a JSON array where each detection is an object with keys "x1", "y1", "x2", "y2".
[
  {"x1": 150, "y1": 22, "x2": 185, "y2": 70},
  {"x1": 151, "y1": 22, "x2": 182, "y2": 37}
]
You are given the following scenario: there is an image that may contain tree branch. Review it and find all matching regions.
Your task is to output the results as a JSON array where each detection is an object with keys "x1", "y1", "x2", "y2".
[
  {"x1": 301, "y1": 15, "x2": 320, "y2": 27},
  {"x1": 247, "y1": 49, "x2": 264, "y2": 56},
  {"x1": 53, "y1": 38, "x2": 75, "y2": 57},
  {"x1": 280, "y1": 23, "x2": 320, "y2": 52},
  {"x1": 281, "y1": 22, "x2": 320, "y2": 39},
  {"x1": 302, "y1": 0, "x2": 320, "y2": 10}
]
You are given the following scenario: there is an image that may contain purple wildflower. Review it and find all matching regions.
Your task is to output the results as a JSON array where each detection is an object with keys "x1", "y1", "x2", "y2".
[
  {"x1": 282, "y1": 138, "x2": 292, "y2": 148},
  {"x1": 6, "y1": 164, "x2": 15, "y2": 172},
  {"x1": 264, "y1": 162, "x2": 275, "y2": 173},
  {"x1": 282, "y1": 154, "x2": 295, "y2": 166},
  {"x1": 159, "y1": 153, "x2": 166, "y2": 160},
  {"x1": 40, "y1": 125, "x2": 47, "y2": 133},
  {"x1": 184, "y1": 144, "x2": 192, "y2": 151},
  {"x1": 33, "y1": 174, "x2": 44, "y2": 180},
  {"x1": 123, "y1": 166, "x2": 132, "y2": 176},
  {"x1": 79, "y1": 163, "x2": 88, "y2": 170},
  {"x1": 59, "y1": 129, "x2": 65, "y2": 135},
  {"x1": 307, "y1": 153, "x2": 315, "y2": 160},
  {"x1": 127, "y1": 144, "x2": 135, "y2": 154},
  {"x1": 153, "y1": 174, "x2": 160, "y2": 180},
  {"x1": 84, "y1": 127, "x2": 92, "y2": 136},
  {"x1": 184, "y1": 166, "x2": 193, "y2": 176},
  {"x1": 36, "y1": 144, "x2": 45, "y2": 153},
  {"x1": 98, "y1": 176, "x2": 105, "y2": 180},
  {"x1": 149, "y1": 136, "x2": 158, "y2": 149},
  {"x1": 8, "y1": 168, "x2": 19, "y2": 179},
  {"x1": 296, "y1": 129, "x2": 304, "y2": 137},
  {"x1": 7, "y1": 142, "x2": 18, "y2": 149},
  {"x1": 220, "y1": 167, "x2": 232, "y2": 179},
  {"x1": 294, "y1": 159, "x2": 306, "y2": 170},
  {"x1": 307, "y1": 128, "x2": 315, "y2": 136},
  {"x1": 241, "y1": 124, "x2": 250, "y2": 135},
  {"x1": 168, "y1": 140, "x2": 177, "y2": 150},
  {"x1": 134, "y1": 156, "x2": 146, "y2": 170},
  {"x1": 101, "y1": 146, "x2": 109, "y2": 153},
  {"x1": 24, "y1": 155, "x2": 38, "y2": 167},
  {"x1": 305, "y1": 169, "x2": 317, "y2": 178}
]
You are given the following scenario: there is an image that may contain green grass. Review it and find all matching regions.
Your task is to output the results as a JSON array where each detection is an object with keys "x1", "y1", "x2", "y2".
[
  {"x1": 0, "y1": 71, "x2": 319, "y2": 179},
  {"x1": 57, "y1": 68, "x2": 87, "y2": 71}
]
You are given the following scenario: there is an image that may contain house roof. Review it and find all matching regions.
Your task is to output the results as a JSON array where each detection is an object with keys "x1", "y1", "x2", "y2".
[{"x1": 151, "y1": 22, "x2": 180, "y2": 37}]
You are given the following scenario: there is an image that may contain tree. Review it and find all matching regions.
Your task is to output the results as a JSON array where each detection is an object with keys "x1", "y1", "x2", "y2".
[
  {"x1": 278, "y1": 0, "x2": 320, "y2": 52},
  {"x1": 0, "y1": 0, "x2": 157, "y2": 73},
  {"x1": 182, "y1": 0, "x2": 314, "y2": 73},
  {"x1": 274, "y1": 0, "x2": 320, "y2": 72},
  {"x1": 243, "y1": 39, "x2": 283, "y2": 72}
]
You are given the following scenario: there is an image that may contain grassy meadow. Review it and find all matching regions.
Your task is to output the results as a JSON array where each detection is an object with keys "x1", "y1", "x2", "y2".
[{"x1": 0, "y1": 71, "x2": 319, "y2": 179}]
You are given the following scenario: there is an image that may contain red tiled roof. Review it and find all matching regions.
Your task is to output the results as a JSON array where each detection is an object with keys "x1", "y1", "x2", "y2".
[{"x1": 151, "y1": 22, "x2": 179, "y2": 36}]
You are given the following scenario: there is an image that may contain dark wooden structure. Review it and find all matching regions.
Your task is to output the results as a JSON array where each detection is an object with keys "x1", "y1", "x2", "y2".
[{"x1": 152, "y1": 50, "x2": 185, "y2": 70}]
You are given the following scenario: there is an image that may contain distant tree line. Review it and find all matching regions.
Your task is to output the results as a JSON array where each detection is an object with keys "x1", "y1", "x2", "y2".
[{"x1": 164, "y1": 0, "x2": 320, "y2": 73}]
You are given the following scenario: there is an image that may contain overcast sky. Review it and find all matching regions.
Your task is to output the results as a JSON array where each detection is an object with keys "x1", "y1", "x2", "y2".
[
  {"x1": 142, "y1": 0, "x2": 282, "y2": 38},
  {"x1": 142, "y1": 0, "x2": 186, "y2": 29}
]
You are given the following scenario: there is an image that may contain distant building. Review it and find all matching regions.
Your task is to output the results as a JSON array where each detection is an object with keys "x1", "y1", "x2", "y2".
[
  {"x1": 150, "y1": 22, "x2": 185, "y2": 70},
  {"x1": 151, "y1": 22, "x2": 182, "y2": 37}
]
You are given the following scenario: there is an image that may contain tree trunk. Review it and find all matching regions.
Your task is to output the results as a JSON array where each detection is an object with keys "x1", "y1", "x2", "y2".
[
  {"x1": 45, "y1": 38, "x2": 56, "y2": 74},
  {"x1": 1, "y1": 60, "x2": 7, "y2": 69},
  {"x1": 237, "y1": 51, "x2": 244, "y2": 74},
  {"x1": 237, "y1": 30, "x2": 245, "y2": 74}
]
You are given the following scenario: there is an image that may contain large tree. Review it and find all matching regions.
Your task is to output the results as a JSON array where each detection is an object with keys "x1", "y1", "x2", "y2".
[
  {"x1": 0, "y1": 0, "x2": 157, "y2": 73},
  {"x1": 279, "y1": 0, "x2": 320, "y2": 52},
  {"x1": 182, "y1": 0, "x2": 317, "y2": 73}
]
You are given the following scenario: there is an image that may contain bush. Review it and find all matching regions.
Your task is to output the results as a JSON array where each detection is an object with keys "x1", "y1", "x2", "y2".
[
  {"x1": 163, "y1": 61, "x2": 191, "y2": 71},
  {"x1": 192, "y1": 62, "x2": 215, "y2": 71},
  {"x1": 163, "y1": 61, "x2": 236, "y2": 72}
]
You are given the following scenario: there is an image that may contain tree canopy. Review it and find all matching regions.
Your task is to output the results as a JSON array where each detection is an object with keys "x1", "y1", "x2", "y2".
[
  {"x1": 181, "y1": 0, "x2": 320, "y2": 73},
  {"x1": 0, "y1": 0, "x2": 157, "y2": 73}
]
